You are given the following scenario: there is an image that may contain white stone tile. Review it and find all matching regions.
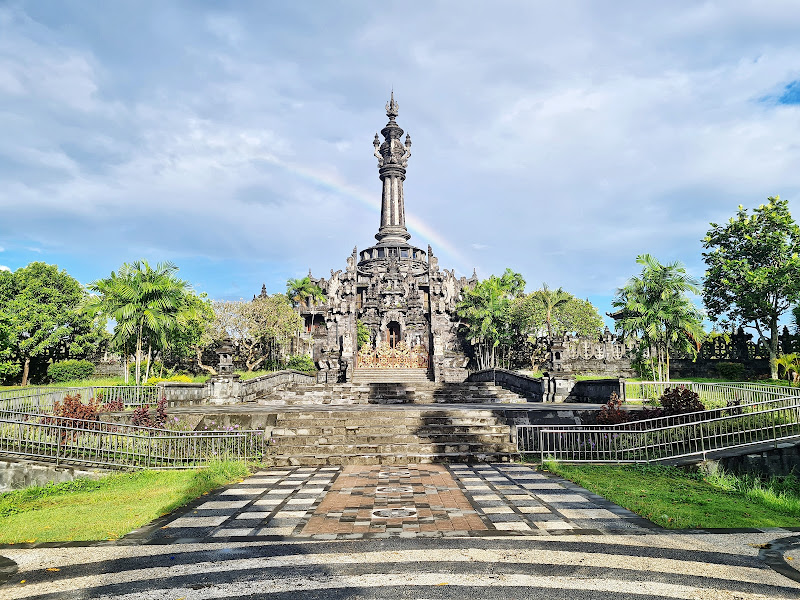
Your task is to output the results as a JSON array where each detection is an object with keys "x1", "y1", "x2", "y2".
[
  {"x1": 537, "y1": 520, "x2": 574, "y2": 530},
  {"x1": 266, "y1": 489, "x2": 294, "y2": 495},
  {"x1": 521, "y1": 483, "x2": 564, "y2": 490},
  {"x1": 273, "y1": 510, "x2": 308, "y2": 518},
  {"x1": 540, "y1": 494, "x2": 590, "y2": 503},
  {"x1": 557, "y1": 508, "x2": 619, "y2": 519},
  {"x1": 504, "y1": 494, "x2": 533, "y2": 500},
  {"x1": 517, "y1": 506, "x2": 551, "y2": 514},
  {"x1": 235, "y1": 511, "x2": 272, "y2": 519},
  {"x1": 220, "y1": 488, "x2": 266, "y2": 496},
  {"x1": 494, "y1": 521, "x2": 533, "y2": 531},
  {"x1": 166, "y1": 516, "x2": 229, "y2": 527},
  {"x1": 481, "y1": 506, "x2": 514, "y2": 514},
  {"x1": 197, "y1": 500, "x2": 250, "y2": 509},
  {"x1": 211, "y1": 528, "x2": 254, "y2": 537},
  {"x1": 285, "y1": 497, "x2": 316, "y2": 505},
  {"x1": 472, "y1": 494, "x2": 501, "y2": 501},
  {"x1": 256, "y1": 526, "x2": 294, "y2": 535}
]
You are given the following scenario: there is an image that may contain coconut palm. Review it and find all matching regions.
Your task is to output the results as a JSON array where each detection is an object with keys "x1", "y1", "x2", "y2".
[
  {"x1": 530, "y1": 283, "x2": 572, "y2": 340},
  {"x1": 613, "y1": 254, "x2": 704, "y2": 382},
  {"x1": 776, "y1": 352, "x2": 800, "y2": 383},
  {"x1": 88, "y1": 261, "x2": 193, "y2": 385}
]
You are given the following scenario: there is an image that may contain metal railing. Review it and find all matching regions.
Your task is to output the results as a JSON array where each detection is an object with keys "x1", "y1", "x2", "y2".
[
  {"x1": 624, "y1": 380, "x2": 800, "y2": 402},
  {"x1": 518, "y1": 382, "x2": 800, "y2": 464},
  {"x1": 0, "y1": 386, "x2": 160, "y2": 414},
  {"x1": 0, "y1": 413, "x2": 269, "y2": 469}
]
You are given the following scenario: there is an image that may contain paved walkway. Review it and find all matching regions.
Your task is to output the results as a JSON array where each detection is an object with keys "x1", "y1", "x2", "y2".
[
  {"x1": 142, "y1": 463, "x2": 654, "y2": 540},
  {"x1": 1, "y1": 463, "x2": 799, "y2": 599}
]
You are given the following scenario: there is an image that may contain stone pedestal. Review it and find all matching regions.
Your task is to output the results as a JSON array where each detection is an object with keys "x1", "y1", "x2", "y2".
[{"x1": 208, "y1": 374, "x2": 241, "y2": 405}]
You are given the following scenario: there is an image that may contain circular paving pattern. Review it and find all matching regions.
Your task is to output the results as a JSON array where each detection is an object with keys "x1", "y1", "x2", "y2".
[
  {"x1": 378, "y1": 470, "x2": 412, "y2": 478},
  {"x1": 375, "y1": 485, "x2": 414, "y2": 494},
  {"x1": 371, "y1": 507, "x2": 418, "y2": 518}
]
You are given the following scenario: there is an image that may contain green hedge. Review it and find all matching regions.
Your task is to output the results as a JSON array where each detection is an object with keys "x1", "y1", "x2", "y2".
[{"x1": 47, "y1": 360, "x2": 95, "y2": 383}]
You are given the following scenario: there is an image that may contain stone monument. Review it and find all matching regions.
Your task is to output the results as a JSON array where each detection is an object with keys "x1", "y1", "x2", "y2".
[{"x1": 267, "y1": 94, "x2": 477, "y2": 382}]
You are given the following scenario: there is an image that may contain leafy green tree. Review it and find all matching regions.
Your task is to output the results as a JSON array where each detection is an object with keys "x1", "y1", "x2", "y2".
[
  {"x1": 0, "y1": 262, "x2": 104, "y2": 385},
  {"x1": 88, "y1": 261, "x2": 194, "y2": 385},
  {"x1": 457, "y1": 268, "x2": 525, "y2": 370},
  {"x1": 512, "y1": 286, "x2": 604, "y2": 340},
  {"x1": 613, "y1": 254, "x2": 704, "y2": 381},
  {"x1": 530, "y1": 283, "x2": 571, "y2": 339},
  {"x1": 286, "y1": 275, "x2": 326, "y2": 336},
  {"x1": 356, "y1": 319, "x2": 371, "y2": 350},
  {"x1": 214, "y1": 295, "x2": 301, "y2": 371},
  {"x1": 163, "y1": 292, "x2": 216, "y2": 374},
  {"x1": 703, "y1": 197, "x2": 800, "y2": 379}
]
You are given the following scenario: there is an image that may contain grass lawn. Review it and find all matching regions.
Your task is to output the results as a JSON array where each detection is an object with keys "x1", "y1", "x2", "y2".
[
  {"x1": 543, "y1": 462, "x2": 800, "y2": 529},
  {"x1": 0, "y1": 460, "x2": 251, "y2": 544}
]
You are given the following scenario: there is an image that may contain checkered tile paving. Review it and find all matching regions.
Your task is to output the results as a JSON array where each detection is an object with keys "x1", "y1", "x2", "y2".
[{"x1": 147, "y1": 463, "x2": 655, "y2": 541}]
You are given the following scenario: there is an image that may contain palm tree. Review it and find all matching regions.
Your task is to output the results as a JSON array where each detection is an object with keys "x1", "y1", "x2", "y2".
[
  {"x1": 457, "y1": 269, "x2": 525, "y2": 370},
  {"x1": 612, "y1": 254, "x2": 704, "y2": 382},
  {"x1": 530, "y1": 283, "x2": 571, "y2": 340},
  {"x1": 88, "y1": 261, "x2": 193, "y2": 385},
  {"x1": 286, "y1": 276, "x2": 326, "y2": 351}
]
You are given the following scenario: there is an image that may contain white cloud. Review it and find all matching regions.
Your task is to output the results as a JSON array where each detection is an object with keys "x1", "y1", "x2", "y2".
[{"x1": 0, "y1": 265, "x2": 9, "y2": 272}]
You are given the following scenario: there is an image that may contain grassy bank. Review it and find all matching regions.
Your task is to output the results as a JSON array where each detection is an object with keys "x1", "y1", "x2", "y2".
[
  {"x1": 0, "y1": 460, "x2": 250, "y2": 544},
  {"x1": 543, "y1": 462, "x2": 800, "y2": 529}
]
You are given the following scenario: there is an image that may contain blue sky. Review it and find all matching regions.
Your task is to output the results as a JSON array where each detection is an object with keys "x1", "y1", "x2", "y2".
[{"x1": 1, "y1": 1, "x2": 800, "y2": 327}]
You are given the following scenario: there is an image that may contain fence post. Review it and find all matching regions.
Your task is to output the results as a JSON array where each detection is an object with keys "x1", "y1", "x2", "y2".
[{"x1": 55, "y1": 425, "x2": 62, "y2": 466}]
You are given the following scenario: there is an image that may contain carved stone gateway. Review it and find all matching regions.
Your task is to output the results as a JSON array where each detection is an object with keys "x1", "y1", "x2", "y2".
[{"x1": 268, "y1": 95, "x2": 475, "y2": 382}]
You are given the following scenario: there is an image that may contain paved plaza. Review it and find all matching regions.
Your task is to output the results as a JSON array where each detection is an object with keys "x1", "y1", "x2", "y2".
[{"x1": 1, "y1": 463, "x2": 799, "y2": 599}]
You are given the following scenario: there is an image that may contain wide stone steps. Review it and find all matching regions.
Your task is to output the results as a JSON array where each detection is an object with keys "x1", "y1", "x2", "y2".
[
  {"x1": 351, "y1": 368, "x2": 432, "y2": 384},
  {"x1": 257, "y1": 381, "x2": 528, "y2": 405},
  {"x1": 267, "y1": 407, "x2": 516, "y2": 466}
]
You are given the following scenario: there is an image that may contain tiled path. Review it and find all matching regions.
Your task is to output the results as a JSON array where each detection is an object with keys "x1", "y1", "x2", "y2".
[{"x1": 145, "y1": 463, "x2": 654, "y2": 541}]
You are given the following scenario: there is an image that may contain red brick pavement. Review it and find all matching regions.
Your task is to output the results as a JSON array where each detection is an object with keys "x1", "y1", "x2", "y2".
[{"x1": 300, "y1": 464, "x2": 487, "y2": 535}]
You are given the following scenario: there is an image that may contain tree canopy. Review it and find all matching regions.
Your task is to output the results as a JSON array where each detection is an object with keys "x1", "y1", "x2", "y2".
[
  {"x1": 0, "y1": 262, "x2": 107, "y2": 385},
  {"x1": 88, "y1": 261, "x2": 195, "y2": 385},
  {"x1": 613, "y1": 254, "x2": 704, "y2": 381},
  {"x1": 702, "y1": 196, "x2": 800, "y2": 379},
  {"x1": 456, "y1": 268, "x2": 525, "y2": 370}
]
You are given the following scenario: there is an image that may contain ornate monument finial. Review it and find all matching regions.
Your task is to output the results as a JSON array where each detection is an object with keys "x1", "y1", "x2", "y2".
[{"x1": 386, "y1": 90, "x2": 399, "y2": 119}]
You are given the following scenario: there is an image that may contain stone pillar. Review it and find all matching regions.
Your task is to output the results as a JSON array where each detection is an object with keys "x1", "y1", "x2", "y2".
[
  {"x1": 208, "y1": 338, "x2": 241, "y2": 405},
  {"x1": 341, "y1": 330, "x2": 354, "y2": 383}
]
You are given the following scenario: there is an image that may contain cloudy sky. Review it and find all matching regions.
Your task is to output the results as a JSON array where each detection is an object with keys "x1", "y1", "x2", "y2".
[{"x1": 1, "y1": 1, "x2": 800, "y2": 323}]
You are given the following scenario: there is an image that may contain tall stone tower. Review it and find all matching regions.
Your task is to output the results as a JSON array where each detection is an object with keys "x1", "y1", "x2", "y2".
[
  {"x1": 374, "y1": 91, "x2": 412, "y2": 245},
  {"x1": 275, "y1": 94, "x2": 477, "y2": 383}
]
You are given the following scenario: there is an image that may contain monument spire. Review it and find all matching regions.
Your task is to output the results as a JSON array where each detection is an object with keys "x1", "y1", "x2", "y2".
[{"x1": 373, "y1": 92, "x2": 412, "y2": 244}]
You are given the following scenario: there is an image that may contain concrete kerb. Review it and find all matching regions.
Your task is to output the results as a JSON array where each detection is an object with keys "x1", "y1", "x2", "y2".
[{"x1": 759, "y1": 534, "x2": 800, "y2": 584}]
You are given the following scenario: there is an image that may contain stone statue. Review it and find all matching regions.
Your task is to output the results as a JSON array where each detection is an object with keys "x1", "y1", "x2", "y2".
[
  {"x1": 433, "y1": 332, "x2": 444, "y2": 356},
  {"x1": 342, "y1": 331, "x2": 353, "y2": 356}
]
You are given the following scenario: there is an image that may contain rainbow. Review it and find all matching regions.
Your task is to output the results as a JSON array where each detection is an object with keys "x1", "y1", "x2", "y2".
[{"x1": 263, "y1": 154, "x2": 473, "y2": 275}]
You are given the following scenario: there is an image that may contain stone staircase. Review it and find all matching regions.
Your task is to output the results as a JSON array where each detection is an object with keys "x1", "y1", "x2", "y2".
[
  {"x1": 257, "y1": 380, "x2": 529, "y2": 406},
  {"x1": 351, "y1": 368, "x2": 432, "y2": 384},
  {"x1": 266, "y1": 407, "x2": 517, "y2": 466}
]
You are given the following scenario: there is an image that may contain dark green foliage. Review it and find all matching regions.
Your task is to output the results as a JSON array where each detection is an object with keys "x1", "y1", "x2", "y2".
[
  {"x1": 284, "y1": 354, "x2": 315, "y2": 372},
  {"x1": 716, "y1": 362, "x2": 747, "y2": 381},
  {"x1": 47, "y1": 359, "x2": 95, "y2": 383},
  {"x1": 703, "y1": 197, "x2": 800, "y2": 379},
  {"x1": 594, "y1": 392, "x2": 631, "y2": 425},
  {"x1": 356, "y1": 319, "x2": 371, "y2": 350},
  {"x1": 658, "y1": 386, "x2": 705, "y2": 415},
  {"x1": 0, "y1": 262, "x2": 108, "y2": 385}
]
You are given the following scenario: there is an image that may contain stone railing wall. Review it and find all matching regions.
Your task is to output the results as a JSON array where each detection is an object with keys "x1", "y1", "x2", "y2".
[
  {"x1": 467, "y1": 369, "x2": 544, "y2": 401},
  {"x1": 239, "y1": 370, "x2": 316, "y2": 403},
  {"x1": 157, "y1": 382, "x2": 208, "y2": 407},
  {"x1": 468, "y1": 369, "x2": 624, "y2": 404}
]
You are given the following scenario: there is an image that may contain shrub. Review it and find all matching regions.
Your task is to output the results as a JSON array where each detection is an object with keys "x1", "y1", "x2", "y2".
[
  {"x1": 716, "y1": 362, "x2": 747, "y2": 381},
  {"x1": 658, "y1": 386, "x2": 705, "y2": 416},
  {"x1": 146, "y1": 374, "x2": 194, "y2": 385},
  {"x1": 130, "y1": 398, "x2": 168, "y2": 428},
  {"x1": 594, "y1": 392, "x2": 631, "y2": 425},
  {"x1": 284, "y1": 354, "x2": 315, "y2": 372},
  {"x1": 47, "y1": 360, "x2": 95, "y2": 383},
  {"x1": 100, "y1": 398, "x2": 125, "y2": 412}
]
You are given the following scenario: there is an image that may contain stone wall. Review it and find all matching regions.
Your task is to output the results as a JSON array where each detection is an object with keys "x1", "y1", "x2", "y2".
[
  {"x1": 710, "y1": 441, "x2": 800, "y2": 477},
  {"x1": 240, "y1": 370, "x2": 317, "y2": 403},
  {"x1": 157, "y1": 382, "x2": 208, "y2": 407},
  {"x1": 670, "y1": 359, "x2": 770, "y2": 379},
  {"x1": 468, "y1": 369, "x2": 624, "y2": 404},
  {"x1": 0, "y1": 457, "x2": 111, "y2": 491}
]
